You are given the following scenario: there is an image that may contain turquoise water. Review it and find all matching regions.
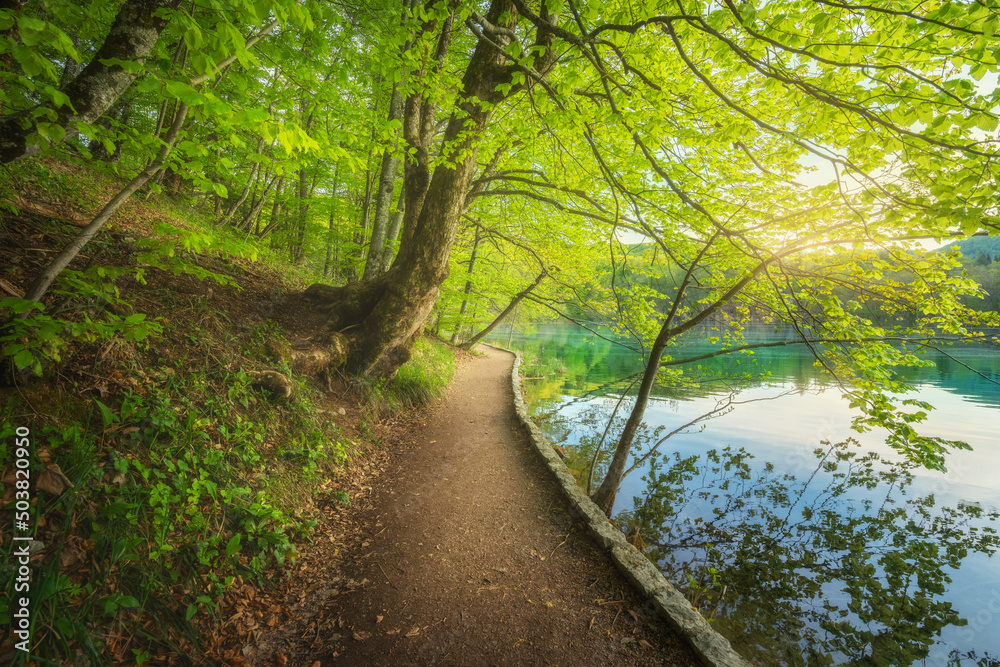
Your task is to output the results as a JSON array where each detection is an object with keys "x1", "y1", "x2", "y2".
[{"x1": 492, "y1": 323, "x2": 1000, "y2": 666}]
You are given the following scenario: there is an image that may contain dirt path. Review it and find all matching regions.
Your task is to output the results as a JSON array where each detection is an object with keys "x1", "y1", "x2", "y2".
[{"x1": 244, "y1": 347, "x2": 700, "y2": 666}]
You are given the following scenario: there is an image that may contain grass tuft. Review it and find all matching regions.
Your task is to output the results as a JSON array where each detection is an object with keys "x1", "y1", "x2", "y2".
[{"x1": 359, "y1": 337, "x2": 456, "y2": 421}]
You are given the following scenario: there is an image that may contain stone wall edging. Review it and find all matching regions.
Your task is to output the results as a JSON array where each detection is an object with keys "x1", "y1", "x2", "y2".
[{"x1": 489, "y1": 345, "x2": 751, "y2": 667}]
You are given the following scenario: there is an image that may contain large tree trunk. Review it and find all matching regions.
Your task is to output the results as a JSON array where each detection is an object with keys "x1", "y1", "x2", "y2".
[
  {"x1": 0, "y1": 0, "x2": 182, "y2": 163},
  {"x1": 304, "y1": 0, "x2": 557, "y2": 378},
  {"x1": 462, "y1": 271, "x2": 545, "y2": 349}
]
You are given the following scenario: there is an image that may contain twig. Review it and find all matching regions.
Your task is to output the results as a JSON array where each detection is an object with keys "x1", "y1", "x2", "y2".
[
  {"x1": 547, "y1": 533, "x2": 571, "y2": 559},
  {"x1": 378, "y1": 563, "x2": 400, "y2": 590}
]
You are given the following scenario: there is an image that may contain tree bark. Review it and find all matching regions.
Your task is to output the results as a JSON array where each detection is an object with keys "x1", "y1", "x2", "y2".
[
  {"x1": 239, "y1": 169, "x2": 276, "y2": 232},
  {"x1": 258, "y1": 176, "x2": 285, "y2": 238},
  {"x1": 462, "y1": 271, "x2": 545, "y2": 349},
  {"x1": 362, "y1": 79, "x2": 405, "y2": 281},
  {"x1": 323, "y1": 163, "x2": 343, "y2": 279},
  {"x1": 291, "y1": 165, "x2": 310, "y2": 263},
  {"x1": 219, "y1": 142, "x2": 263, "y2": 227},
  {"x1": 379, "y1": 185, "x2": 405, "y2": 273},
  {"x1": 0, "y1": 0, "x2": 183, "y2": 163}
]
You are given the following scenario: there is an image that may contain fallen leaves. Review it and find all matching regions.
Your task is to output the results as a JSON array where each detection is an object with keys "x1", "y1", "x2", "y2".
[
  {"x1": 37, "y1": 464, "x2": 73, "y2": 495},
  {"x1": 59, "y1": 535, "x2": 92, "y2": 573}
]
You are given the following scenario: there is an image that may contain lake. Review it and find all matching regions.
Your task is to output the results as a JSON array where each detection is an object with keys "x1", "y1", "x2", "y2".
[{"x1": 489, "y1": 322, "x2": 1000, "y2": 667}]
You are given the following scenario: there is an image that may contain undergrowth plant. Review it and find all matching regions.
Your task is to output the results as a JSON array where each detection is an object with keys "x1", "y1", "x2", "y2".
[
  {"x1": 359, "y1": 337, "x2": 455, "y2": 422},
  {"x1": 0, "y1": 320, "x2": 344, "y2": 664}
]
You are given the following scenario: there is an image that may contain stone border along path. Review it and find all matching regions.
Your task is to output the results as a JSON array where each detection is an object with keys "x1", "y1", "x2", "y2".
[{"x1": 495, "y1": 345, "x2": 751, "y2": 667}]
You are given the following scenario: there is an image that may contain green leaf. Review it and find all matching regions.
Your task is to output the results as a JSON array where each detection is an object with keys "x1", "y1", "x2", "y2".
[
  {"x1": 17, "y1": 16, "x2": 44, "y2": 31},
  {"x1": 0, "y1": 298, "x2": 43, "y2": 314},
  {"x1": 186, "y1": 604, "x2": 198, "y2": 621},
  {"x1": 36, "y1": 122, "x2": 66, "y2": 143},
  {"x1": 226, "y1": 533, "x2": 242, "y2": 557},
  {"x1": 94, "y1": 399, "x2": 119, "y2": 429},
  {"x1": 97, "y1": 58, "x2": 145, "y2": 73},
  {"x1": 164, "y1": 80, "x2": 206, "y2": 106},
  {"x1": 12, "y1": 349, "x2": 34, "y2": 370},
  {"x1": 183, "y1": 26, "x2": 203, "y2": 50}
]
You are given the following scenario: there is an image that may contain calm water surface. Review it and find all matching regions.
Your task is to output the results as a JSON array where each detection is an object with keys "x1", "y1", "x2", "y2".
[{"x1": 491, "y1": 323, "x2": 1000, "y2": 666}]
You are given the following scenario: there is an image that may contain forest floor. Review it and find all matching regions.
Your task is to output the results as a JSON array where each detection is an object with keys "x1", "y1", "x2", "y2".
[{"x1": 236, "y1": 347, "x2": 701, "y2": 667}]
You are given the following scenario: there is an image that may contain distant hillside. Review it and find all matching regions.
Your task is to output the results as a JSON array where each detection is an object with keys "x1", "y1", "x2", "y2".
[{"x1": 939, "y1": 235, "x2": 1000, "y2": 262}]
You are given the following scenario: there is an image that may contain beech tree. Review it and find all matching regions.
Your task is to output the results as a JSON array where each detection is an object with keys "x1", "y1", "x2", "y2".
[
  {"x1": 301, "y1": 0, "x2": 1000, "y2": 389},
  {"x1": 0, "y1": 0, "x2": 182, "y2": 163},
  {"x1": 303, "y1": 0, "x2": 561, "y2": 376},
  {"x1": 4, "y1": 0, "x2": 999, "y2": 511},
  {"x1": 307, "y1": 0, "x2": 999, "y2": 506}
]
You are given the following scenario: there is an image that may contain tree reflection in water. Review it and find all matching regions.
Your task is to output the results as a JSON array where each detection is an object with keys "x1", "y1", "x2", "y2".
[{"x1": 615, "y1": 440, "x2": 1000, "y2": 666}]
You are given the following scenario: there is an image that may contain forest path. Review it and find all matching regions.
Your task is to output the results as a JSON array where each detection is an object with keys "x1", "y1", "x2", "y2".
[
  {"x1": 317, "y1": 346, "x2": 699, "y2": 666},
  {"x1": 243, "y1": 346, "x2": 699, "y2": 666}
]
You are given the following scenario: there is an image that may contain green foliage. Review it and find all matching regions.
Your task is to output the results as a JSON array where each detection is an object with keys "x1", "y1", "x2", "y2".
[
  {"x1": 1, "y1": 270, "x2": 160, "y2": 377},
  {"x1": 0, "y1": 319, "x2": 343, "y2": 663},
  {"x1": 360, "y1": 337, "x2": 456, "y2": 418},
  {"x1": 135, "y1": 221, "x2": 259, "y2": 287},
  {"x1": 391, "y1": 337, "x2": 456, "y2": 406},
  {"x1": 941, "y1": 236, "x2": 1000, "y2": 265}
]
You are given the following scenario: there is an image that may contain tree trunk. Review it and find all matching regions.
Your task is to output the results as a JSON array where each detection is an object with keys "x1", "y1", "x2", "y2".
[
  {"x1": 451, "y1": 225, "x2": 482, "y2": 343},
  {"x1": 323, "y1": 163, "x2": 343, "y2": 279},
  {"x1": 21, "y1": 104, "x2": 189, "y2": 304},
  {"x1": 239, "y1": 170, "x2": 276, "y2": 232},
  {"x1": 362, "y1": 79, "x2": 405, "y2": 280},
  {"x1": 379, "y1": 185, "x2": 405, "y2": 273},
  {"x1": 258, "y1": 176, "x2": 285, "y2": 238},
  {"x1": 350, "y1": 145, "x2": 377, "y2": 273},
  {"x1": 303, "y1": 0, "x2": 557, "y2": 378},
  {"x1": 590, "y1": 319, "x2": 674, "y2": 515},
  {"x1": 291, "y1": 165, "x2": 310, "y2": 263},
  {"x1": 462, "y1": 271, "x2": 545, "y2": 349},
  {"x1": 0, "y1": 0, "x2": 183, "y2": 163},
  {"x1": 219, "y1": 155, "x2": 261, "y2": 227}
]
